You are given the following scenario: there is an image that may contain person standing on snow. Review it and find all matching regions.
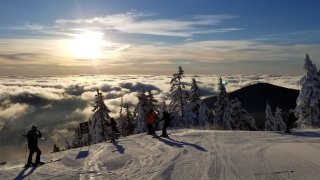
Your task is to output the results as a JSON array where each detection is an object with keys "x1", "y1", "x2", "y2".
[
  {"x1": 145, "y1": 109, "x2": 156, "y2": 135},
  {"x1": 285, "y1": 110, "x2": 297, "y2": 133},
  {"x1": 160, "y1": 111, "x2": 171, "y2": 137},
  {"x1": 108, "y1": 118, "x2": 119, "y2": 143},
  {"x1": 110, "y1": 118, "x2": 120, "y2": 134},
  {"x1": 25, "y1": 125, "x2": 44, "y2": 167}
]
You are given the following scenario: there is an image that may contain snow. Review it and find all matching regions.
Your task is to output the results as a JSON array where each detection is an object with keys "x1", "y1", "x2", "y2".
[{"x1": 1, "y1": 129, "x2": 320, "y2": 180}]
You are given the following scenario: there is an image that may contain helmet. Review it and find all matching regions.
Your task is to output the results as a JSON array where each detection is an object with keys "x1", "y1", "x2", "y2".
[{"x1": 31, "y1": 125, "x2": 37, "y2": 130}]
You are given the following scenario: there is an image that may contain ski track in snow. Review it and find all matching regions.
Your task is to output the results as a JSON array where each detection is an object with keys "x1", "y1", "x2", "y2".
[{"x1": 1, "y1": 129, "x2": 320, "y2": 180}]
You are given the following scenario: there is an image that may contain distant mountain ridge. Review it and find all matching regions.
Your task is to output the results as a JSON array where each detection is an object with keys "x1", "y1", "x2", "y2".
[{"x1": 204, "y1": 83, "x2": 299, "y2": 129}]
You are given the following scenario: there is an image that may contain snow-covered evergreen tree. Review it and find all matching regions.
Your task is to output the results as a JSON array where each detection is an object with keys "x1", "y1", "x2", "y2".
[
  {"x1": 146, "y1": 90, "x2": 158, "y2": 110},
  {"x1": 134, "y1": 90, "x2": 149, "y2": 134},
  {"x1": 65, "y1": 139, "x2": 71, "y2": 150},
  {"x1": 169, "y1": 66, "x2": 190, "y2": 127},
  {"x1": 71, "y1": 127, "x2": 82, "y2": 148},
  {"x1": 213, "y1": 77, "x2": 232, "y2": 129},
  {"x1": 295, "y1": 54, "x2": 320, "y2": 128},
  {"x1": 146, "y1": 90, "x2": 160, "y2": 130},
  {"x1": 198, "y1": 101, "x2": 210, "y2": 128},
  {"x1": 223, "y1": 109, "x2": 232, "y2": 130},
  {"x1": 274, "y1": 107, "x2": 286, "y2": 131},
  {"x1": 190, "y1": 78, "x2": 200, "y2": 104},
  {"x1": 121, "y1": 104, "x2": 134, "y2": 136},
  {"x1": 230, "y1": 98, "x2": 256, "y2": 130},
  {"x1": 89, "y1": 89, "x2": 112, "y2": 144},
  {"x1": 265, "y1": 102, "x2": 276, "y2": 131},
  {"x1": 189, "y1": 78, "x2": 200, "y2": 126},
  {"x1": 213, "y1": 77, "x2": 255, "y2": 130},
  {"x1": 189, "y1": 78, "x2": 209, "y2": 128}
]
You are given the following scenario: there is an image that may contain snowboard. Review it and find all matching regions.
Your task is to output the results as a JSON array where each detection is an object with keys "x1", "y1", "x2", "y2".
[{"x1": 0, "y1": 162, "x2": 6, "y2": 165}]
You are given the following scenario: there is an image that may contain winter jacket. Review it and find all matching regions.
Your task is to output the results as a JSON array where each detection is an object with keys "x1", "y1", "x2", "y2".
[
  {"x1": 110, "y1": 119, "x2": 119, "y2": 133},
  {"x1": 161, "y1": 111, "x2": 171, "y2": 125},
  {"x1": 27, "y1": 129, "x2": 42, "y2": 149},
  {"x1": 145, "y1": 112, "x2": 156, "y2": 124}
]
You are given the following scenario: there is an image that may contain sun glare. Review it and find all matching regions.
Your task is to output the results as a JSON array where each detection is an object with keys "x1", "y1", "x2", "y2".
[{"x1": 67, "y1": 31, "x2": 105, "y2": 59}]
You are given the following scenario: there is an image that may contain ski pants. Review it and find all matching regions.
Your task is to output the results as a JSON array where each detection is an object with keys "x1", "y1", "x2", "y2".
[
  {"x1": 27, "y1": 146, "x2": 41, "y2": 164},
  {"x1": 162, "y1": 123, "x2": 169, "y2": 136},
  {"x1": 147, "y1": 123, "x2": 155, "y2": 134}
]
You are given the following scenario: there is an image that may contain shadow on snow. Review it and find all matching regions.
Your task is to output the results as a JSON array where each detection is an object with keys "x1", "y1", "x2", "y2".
[
  {"x1": 14, "y1": 166, "x2": 37, "y2": 180},
  {"x1": 112, "y1": 141, "x2": 125, "y2": 154},
  {"x1": 153, "y1": 136, "x2": 207, "y2": 152},
  {"x1": 284, "y1": 131, "x2": 320, "y2": 138}
]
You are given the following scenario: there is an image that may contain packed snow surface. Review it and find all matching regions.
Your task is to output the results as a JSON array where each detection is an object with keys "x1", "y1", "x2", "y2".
[{"x1": 1, "y1": 129, "x2": 320, "y2": 180}]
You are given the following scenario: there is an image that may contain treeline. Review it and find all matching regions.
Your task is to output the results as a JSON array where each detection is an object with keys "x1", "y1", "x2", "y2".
[{"x1": 61, "y1": 53, "x2": 320, "y2": 150}]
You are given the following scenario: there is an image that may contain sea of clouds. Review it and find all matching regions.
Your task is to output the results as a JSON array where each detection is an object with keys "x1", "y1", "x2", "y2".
[{"x1": 0, "y1": 74, "x2": 300, "y2": 161}]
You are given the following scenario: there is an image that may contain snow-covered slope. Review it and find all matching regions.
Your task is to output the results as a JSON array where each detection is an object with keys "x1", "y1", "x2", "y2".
[{"x1": 1, "y1": 129, "x2": 320, "y2": 180}]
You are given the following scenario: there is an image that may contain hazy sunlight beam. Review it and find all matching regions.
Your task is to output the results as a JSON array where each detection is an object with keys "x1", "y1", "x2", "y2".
[{"x1": 67, "y1": 31, "x2": 106, "y2": 60}]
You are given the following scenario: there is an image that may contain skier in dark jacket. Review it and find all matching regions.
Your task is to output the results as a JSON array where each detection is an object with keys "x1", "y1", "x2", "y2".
[
  {"x1": 160, "y1": 111, "x2": 171, "y2": 137},
  {"x1": 285, "y1": 110, "x2": 297, "y2": 133},
  {"x1": 25, "y1": 125, "x2": 44, "y2": 167},
  {"x1": 110, "y1": 118, "x2": 120, "y2": 134}
]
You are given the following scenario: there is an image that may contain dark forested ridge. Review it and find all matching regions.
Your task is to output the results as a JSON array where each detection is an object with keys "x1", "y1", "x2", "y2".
[{"x1": 204, "y1": 83, "x2": 299, "y2": 129}]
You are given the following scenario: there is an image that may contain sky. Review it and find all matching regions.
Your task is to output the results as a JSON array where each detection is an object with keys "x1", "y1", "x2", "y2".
[{"x1": 0, "y1": 0, "x2": 320, "y2": 75}]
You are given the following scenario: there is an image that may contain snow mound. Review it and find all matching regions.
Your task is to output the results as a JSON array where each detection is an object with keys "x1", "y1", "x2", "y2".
[{"x1": 1, "y1": 129, "x2": 320, "y2": 180}]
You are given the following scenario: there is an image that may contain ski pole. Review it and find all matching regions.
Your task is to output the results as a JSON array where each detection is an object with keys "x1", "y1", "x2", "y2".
[{"x1": 25, "y1": 143, "x2": 28, "y2": 165}]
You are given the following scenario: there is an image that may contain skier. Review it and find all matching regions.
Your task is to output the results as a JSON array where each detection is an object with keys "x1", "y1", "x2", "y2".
[
  {"x1": 110, "y1": 118, "x2": 120, "y2": 134},
  {"x1": 160, "y1": 111, "x2": 171, "y2": 137},
  {"x1": 109, "y1": 118, "x2": 121, "y2": 143},
  {"x1": 145, "y1": 109, "x2": 156, "y2": 135},
  {"x1": 25, "y1": 125, "x2": 44, "y2": 167},
  {"x1": 105, "y1": 118, "x2": 117, "y2": 143},
  {"x1": 285, "y1": 110, "x2": 297, "y2": 133}
]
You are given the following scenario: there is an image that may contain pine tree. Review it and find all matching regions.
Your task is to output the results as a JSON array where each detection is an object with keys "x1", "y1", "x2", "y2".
[
  {"x1": 189, "y1": 78, "x2": 200, "y2": 126},
  {"x1": 89, "y1": 89, "x2": 112, "y2": 143},
  {"x1": 274, "y1": 107, "x2": 286, "y2": 131},
  {"x1": 198, "y1": 102, "x2": 210, "y2": 128},
  {"x1": 146, "y1": 90, "x2": 160, "y2": 130},
  {"x1": 295, "y1": 54, "x2": 320, "y2": 128},
  {"x1": 65, "y1": 139, "x2": 71, "y2": 150},
  {"x1": 134, "y1": 90, "x2": 149, "y2": 134},
  {"x1": 218, "y1": 77, "x2": 229, "y2": 109},
  {"x1": 71, "y1": 127, "x2": 82, "y2": 148},
  {"x1": 190, "y1": 78, "x2": 200, "y2": 104},
  {"x1": 230, "y1": 98, "x2": 256, "y2": 130},
  {"x1": 189, "y1": 78, "x2": 209, "y2": 128},
  {"x1": 223, "y1": 109, "x2": 232, "y2": 130},
  {"x1": 121, "y1": 104, "x2": 134, "y2": 136},
  {"x1": 265, "y1": 102, "x2": 276, "y2": 131},
  {"x1": 213, "y1": 77, "x2": 232, "y2": 129},
  {"x1": 169, "y1": 66, "x2": 190, "y2": 127},
  {"x1": 52, "y1": 144, "x2": 60, "y2": 153},
  {"x1": 146, "y1": 90, "x2": 158, "y2": 110}
]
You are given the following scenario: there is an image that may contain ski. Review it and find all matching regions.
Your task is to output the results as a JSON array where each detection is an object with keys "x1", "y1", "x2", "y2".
[
  {"x1": 45, "y1": 158, "x2": 62, "y2": 164},
  {"x1": 23, "y1": 158, "x2": 61, "y2": 168}
]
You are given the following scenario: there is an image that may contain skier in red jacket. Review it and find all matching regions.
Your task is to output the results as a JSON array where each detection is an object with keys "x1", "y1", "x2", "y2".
[{"x1": 145, "y1": 109, "x2": 156, "y2": 135}]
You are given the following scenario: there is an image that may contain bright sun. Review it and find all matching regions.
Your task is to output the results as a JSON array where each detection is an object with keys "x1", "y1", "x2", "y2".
[{"x1": 67, "y1": 31, "x2": 105, "y2": 59}]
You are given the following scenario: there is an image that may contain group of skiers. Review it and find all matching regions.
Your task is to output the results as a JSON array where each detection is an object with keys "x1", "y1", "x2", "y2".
[
  {"x1": 24, "y1": 108, "x2": 296, "y2": 168},
  {"x1": 24, "y1": 109, "x2": 172, "y2": 167},
  {"x1": 145, "y1": 109, "x2": 172, "y2": 137}
]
